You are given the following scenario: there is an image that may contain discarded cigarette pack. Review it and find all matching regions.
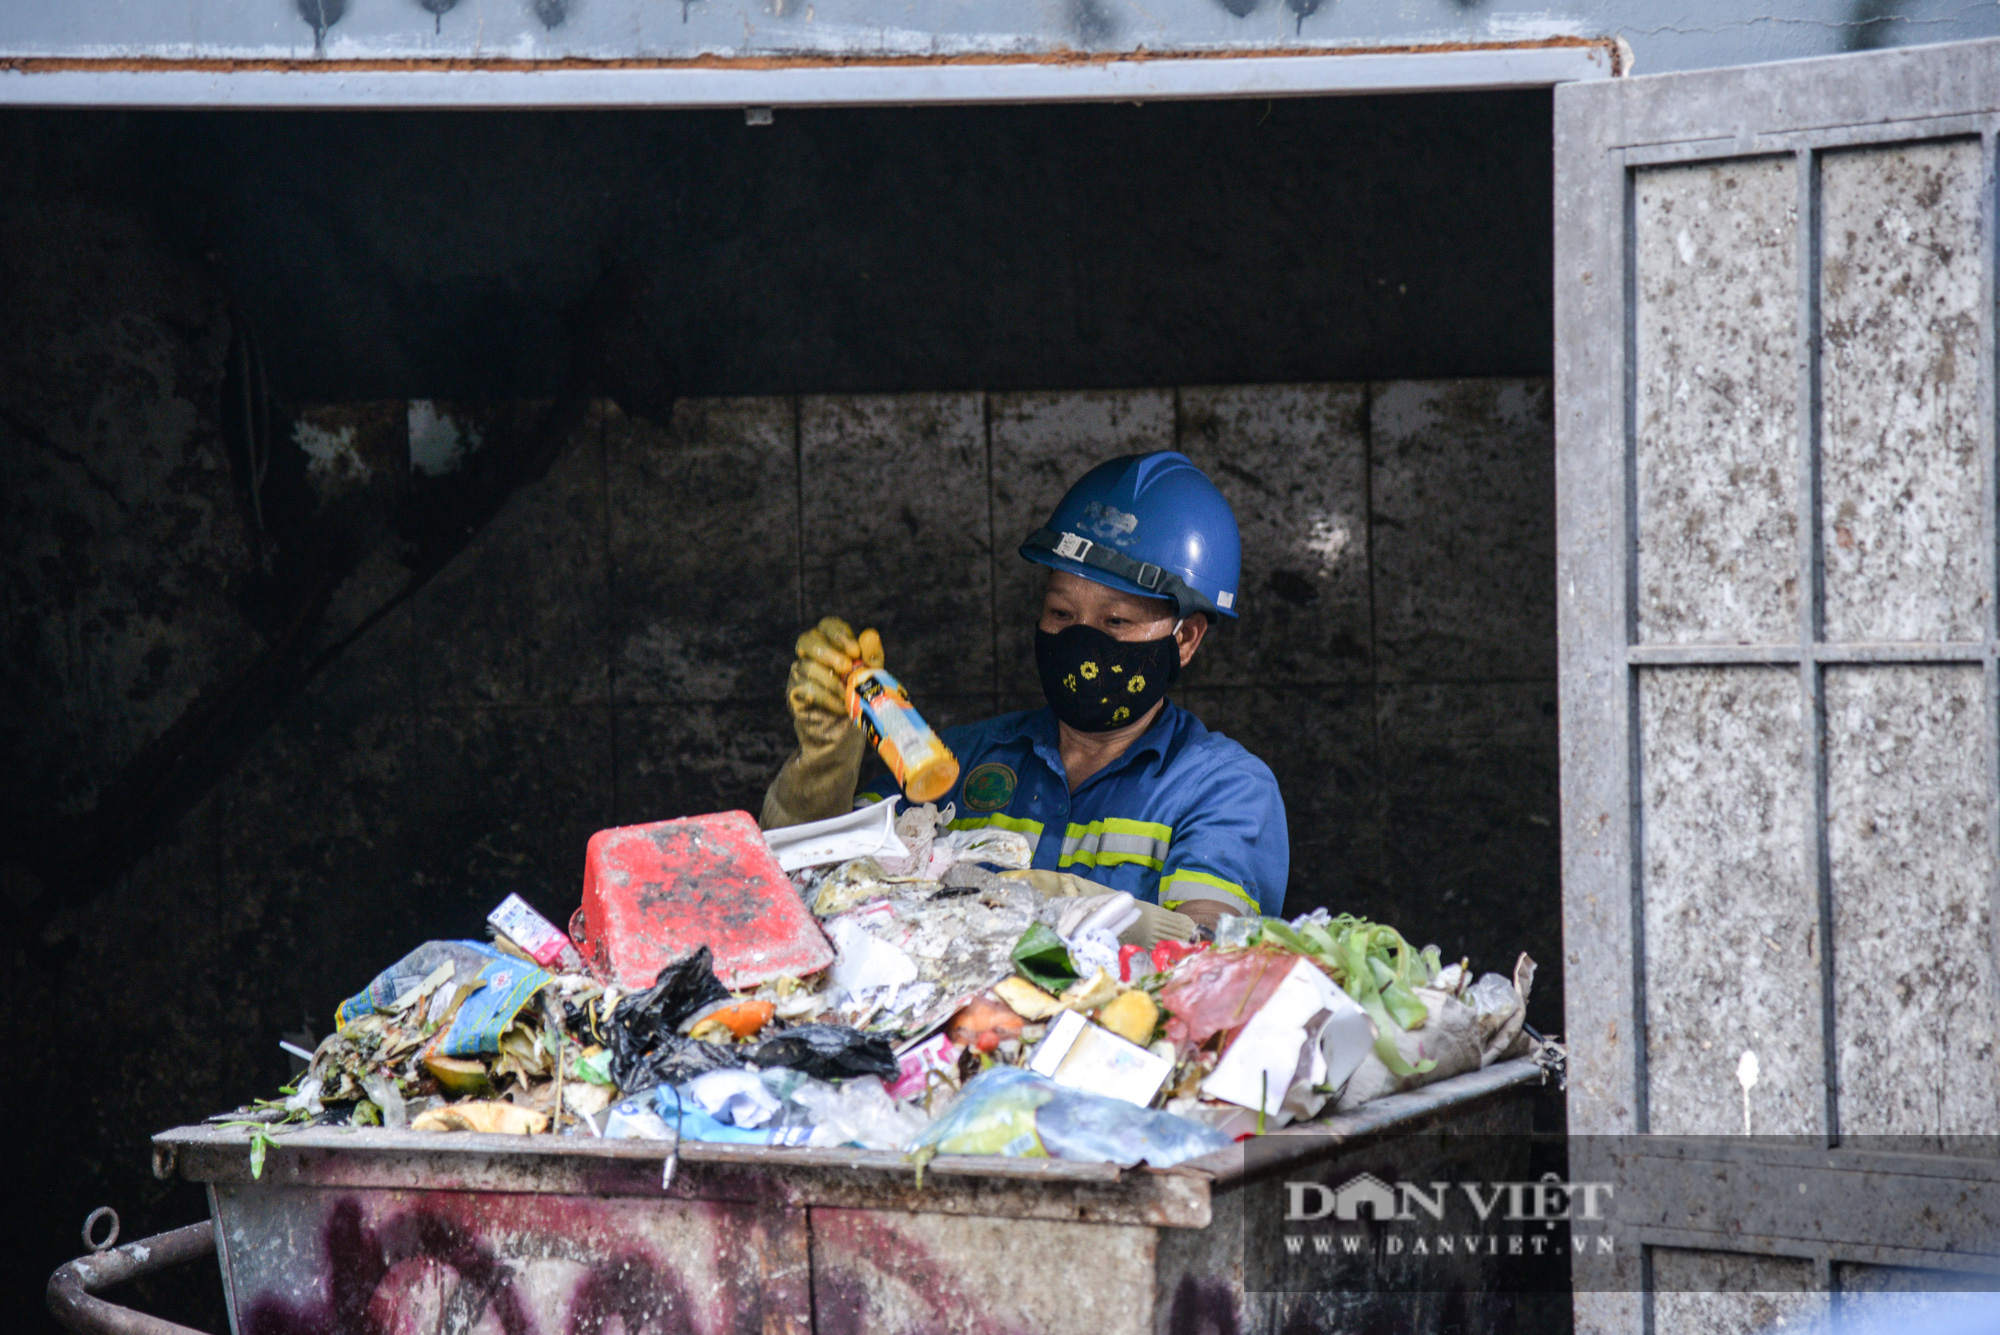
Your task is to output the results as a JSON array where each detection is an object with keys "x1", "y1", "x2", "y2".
[{"x1": 488, "y1": 893, "x2": 579, "y2": 971}]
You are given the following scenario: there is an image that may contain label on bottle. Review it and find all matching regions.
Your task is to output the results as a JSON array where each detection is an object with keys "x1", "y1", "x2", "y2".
[{"x1": 848, "y1": 669, "x2": 945, "y2": 779}]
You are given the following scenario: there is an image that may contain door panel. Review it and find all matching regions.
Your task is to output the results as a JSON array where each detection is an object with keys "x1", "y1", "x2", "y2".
[
  {"x1": 1820, "y1": 141, "x2": 1988, "y2": 643},
  {"x1": 1557, "y1": 36, "x2": 2000, "y2": 1333},
  {"x1": 1633, "y1": 157, "x2": 1802, "y2": 646}
]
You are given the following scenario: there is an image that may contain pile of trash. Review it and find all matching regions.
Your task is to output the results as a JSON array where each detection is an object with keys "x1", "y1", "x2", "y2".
[{"x1": 220, "y1": 801, "x2": 1545, "y2": 1175}]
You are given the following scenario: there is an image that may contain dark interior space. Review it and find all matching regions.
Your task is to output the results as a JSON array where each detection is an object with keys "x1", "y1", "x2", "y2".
[{"x1": 2, "y1": 90, "x2": 1557, "y2": 1328}]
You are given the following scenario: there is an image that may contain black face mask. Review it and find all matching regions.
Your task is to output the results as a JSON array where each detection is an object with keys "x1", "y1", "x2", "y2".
[{"x1": 1035, "y1": 623, "x2": 1181, "y2": 733}]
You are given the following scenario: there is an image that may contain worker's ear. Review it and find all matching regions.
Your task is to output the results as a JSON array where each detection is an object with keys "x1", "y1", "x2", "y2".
[{"x1": 1174, "y1": 613, "x2": 1210, "y2": 667}]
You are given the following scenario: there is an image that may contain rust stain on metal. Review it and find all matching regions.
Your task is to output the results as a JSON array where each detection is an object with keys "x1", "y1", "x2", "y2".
[{"x1": 1, "y1": 37, "x2": 1618, "y2": 77}]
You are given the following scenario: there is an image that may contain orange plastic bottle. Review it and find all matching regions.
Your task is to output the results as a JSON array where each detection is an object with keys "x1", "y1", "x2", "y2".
[{"x1": 845, "y1": 667, "x2": 961, "y2": 803}]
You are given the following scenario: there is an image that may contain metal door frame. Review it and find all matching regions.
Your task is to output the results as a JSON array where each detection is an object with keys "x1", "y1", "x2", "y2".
[
  {"x1": 0, "y1": 41, "x2": 1616, "y2": 110},
  {"x1": 1557, "y1": 35, "x2": 2000, "y2": 1330}
]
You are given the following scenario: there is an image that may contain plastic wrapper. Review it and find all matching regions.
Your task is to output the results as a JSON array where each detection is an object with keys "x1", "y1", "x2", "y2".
[
  {"x1": 794, "y1": 1074, "x2": 931, "y2": 1151},
  {"x1": 1332, "y1": 987, "x2": 1483, "y2": 1112},
  {"x1": 743, "y1": 1024, "x2": 900, "y2": 1082},
  {"x1": 934, "y1": 825, "x2": 1035, "y2": 871},
  {"x1": 820, "y1": 880, "x2": 1039, "y2": 1024},
  {"x1": 910, "y1": 1067, "x2": 1230, "y2": 1176},
  {"x1": 876, "y1": 802, "x2": 944, "y2": 877},
  {"x1": 336, "y1": 940, "x2": 553, "y2": 1059},
  {"x1": 1158, "y1": 946, "x2": 1299, "y2": 1050}
]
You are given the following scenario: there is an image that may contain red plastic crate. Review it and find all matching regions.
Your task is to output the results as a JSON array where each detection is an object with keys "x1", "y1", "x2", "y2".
[{"x1": 573, "y1": 810, "x2": 834, "y2": 991}]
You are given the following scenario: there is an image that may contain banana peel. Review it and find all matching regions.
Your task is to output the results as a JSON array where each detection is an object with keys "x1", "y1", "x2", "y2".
[
  {"x1": 411, "y1": 1101, "x2": 549, "y2": 1135},
  {"x1": 994, "y1": 976, "x2": 1064, "y2": 1021},
  {"x1": 423, "y1": 1054, "x2": 493, "y2": 1097}
]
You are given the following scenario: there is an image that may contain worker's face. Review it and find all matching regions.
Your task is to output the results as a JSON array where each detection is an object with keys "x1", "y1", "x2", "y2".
[{"x1": 1038, "y1": 570, "x2": 1209, "y2": 667}]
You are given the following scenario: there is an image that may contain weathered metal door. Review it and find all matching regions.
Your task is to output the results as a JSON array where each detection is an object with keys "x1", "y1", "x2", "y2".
[{"x1": 1557, "y1": 37, "x2": 2000, "y2": 1333}]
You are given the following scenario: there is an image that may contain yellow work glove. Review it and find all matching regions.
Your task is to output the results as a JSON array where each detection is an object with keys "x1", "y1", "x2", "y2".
[
  {"x1": 1001, "y1": 870, "x2": 1197, "y2": 947},
  {"x1": 759, "y1": 617, "x2": 885, "y2": 830}
]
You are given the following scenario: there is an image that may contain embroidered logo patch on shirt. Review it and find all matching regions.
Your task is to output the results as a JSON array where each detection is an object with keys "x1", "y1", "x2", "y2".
[{"x1": 963, "y1": 762, "x2": 1018, "y2": 812}]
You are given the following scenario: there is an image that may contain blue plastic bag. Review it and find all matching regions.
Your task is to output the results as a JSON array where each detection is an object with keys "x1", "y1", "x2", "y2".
[
  {"x1": 911, "y1": 1067, "x2": 1229, "y2": 1170},
  {"x1": 335, "y1": 940, "x2": 552, "y2": 1057}
]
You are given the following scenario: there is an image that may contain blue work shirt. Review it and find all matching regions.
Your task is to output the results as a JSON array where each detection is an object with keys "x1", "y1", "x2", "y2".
[{"x1": 861, "y1": 699, "x2": 1288, "y2": 917}]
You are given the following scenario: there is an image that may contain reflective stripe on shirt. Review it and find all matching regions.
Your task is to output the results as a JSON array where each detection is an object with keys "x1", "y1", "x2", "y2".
[
  {"x1": 947, "y1": 812, "x2": 1047, "y2": 841},
  {"x1": 1159, "y1": 867, "x2": 1259, "y2": 911},
  {"x1": 1057, "y1": 817, "x2": 1173, "y2": 871}
]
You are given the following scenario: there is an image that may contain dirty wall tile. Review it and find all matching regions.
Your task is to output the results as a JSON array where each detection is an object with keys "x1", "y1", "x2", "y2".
[
  {"x1": 412, "y1": 706, "x2": 614, "y2": 936},
  {"x1": 799, "y1": 393, "x2": 992, "y2": 697},
  {"x1": 609, "y1": 397, "x2": 800, "y2": 704},
  {"x1": 1376, "y1": 681, "x2": 1563, "y2": 1030},
  {"x1": 989, "y1": 389, "x2": 1176, "y2": 694},
  {"x1": 1176, "y1": 685, "x2": 1378, "y2": 918},
  {"x1": 35, "y1": 795, "x2": 254, "y2": 1221},
  {"x1": 219, "y1": 649, "x2": 421, "y2": 1027},
  {"x1": 1177, "y1": 383, "x2": 1371, "y2": 688},
  {"x1": 289, "y1": 401, "x2": 408, "y2": 509},
  {"x1": 1820, "y1": 141, "x2": 1987, "y2": 643},
  {"x1": 615, "y1": 701, "x2": 798, "y2": 827},
  {"x1": 1825, "y1": 666, "x2": 1998, "y2": 1137},
  {"x1": 1635, "y1": 157, "x2": 1801, "y2": 646},
  {"x1": 1639, "y1": 667, "x2": 1824, "y2": 1136},
  {"x1": 1372, "y1": 379, "x2": 1554, "y2": 683},
  {"x1": 1651, "y1": 1251, "x2": 1826, "y2": 1335},
  {"x1": 412, "y1": 402, "x2": 611, "y2": 707}
]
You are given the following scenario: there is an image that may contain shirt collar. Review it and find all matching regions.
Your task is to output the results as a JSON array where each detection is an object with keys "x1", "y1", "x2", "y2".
[{"x1": 1010, "y1": 700, "x2": 1181, "y2": 785}]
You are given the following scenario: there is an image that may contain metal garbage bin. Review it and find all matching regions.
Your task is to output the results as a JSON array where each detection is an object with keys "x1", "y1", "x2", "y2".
[{"x1": 54, "y1": 1060, "x2": 1544, "y2": 1335}]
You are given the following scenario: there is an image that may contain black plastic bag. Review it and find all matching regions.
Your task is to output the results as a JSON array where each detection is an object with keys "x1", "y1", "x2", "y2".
[
  {"x1": 614, "y1": 1035, "x2": 739, "y2": 1092},
  {"x1": 608, "y1": 947, "x2": 735, "y2": 1091},
  {"x1": 744, "y1": 1024, "x2": 899, "y2": 1082}
]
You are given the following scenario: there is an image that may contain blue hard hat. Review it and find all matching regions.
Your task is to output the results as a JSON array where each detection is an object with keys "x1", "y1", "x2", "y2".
[{"x1": 1019, "y1": 451, "x2": 1242, "y2": 619}]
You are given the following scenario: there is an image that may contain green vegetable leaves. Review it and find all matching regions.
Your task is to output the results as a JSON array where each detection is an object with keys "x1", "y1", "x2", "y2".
[
  {"x1": 1010, "y1": 923, "x2": 1079, "y2": 993},
  {"x1": 1234, "y1": 913, "x2": 1441, "y2": 1077}
]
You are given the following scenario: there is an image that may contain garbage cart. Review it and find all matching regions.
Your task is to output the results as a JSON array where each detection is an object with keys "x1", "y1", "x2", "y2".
[{"x1": 50, "y1": 1060, "x2": 1547, "y2": 1335}]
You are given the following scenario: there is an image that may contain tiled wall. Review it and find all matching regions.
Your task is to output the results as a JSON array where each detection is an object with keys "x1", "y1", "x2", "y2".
[{"x1": 179, "y1": 379, "x2": 1562, "y2": 1073}]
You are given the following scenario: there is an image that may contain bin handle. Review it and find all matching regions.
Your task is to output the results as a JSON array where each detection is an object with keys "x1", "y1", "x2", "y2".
[{"x1": 47, "y1": 1221, "x2": 216, "y2": 1335}]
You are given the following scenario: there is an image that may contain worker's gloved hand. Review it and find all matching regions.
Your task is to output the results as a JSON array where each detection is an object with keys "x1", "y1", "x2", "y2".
[
  {"x1": 1002, "y1": 868, "x2": 1097, "y2": 900},
  {"x1": 1122, "y1": 899, "x2": 1198, "y2": 948},
  {"x1": 1052, "y1": 891, "x2": 1142, "y2": 941},
  {"x1": 1004, "y1": 870, "x2": 1197, "y2": 948},
  {"x1": 760, "y1": 617, "x2": 885, "y2": 830}
]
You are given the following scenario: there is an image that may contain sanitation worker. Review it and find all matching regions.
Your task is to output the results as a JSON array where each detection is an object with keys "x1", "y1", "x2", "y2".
[{"x1": 760, "y1": 451, "x2": 1287, "y2": 939}]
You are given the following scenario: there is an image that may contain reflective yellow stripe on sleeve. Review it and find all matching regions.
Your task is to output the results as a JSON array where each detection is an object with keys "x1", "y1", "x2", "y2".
[
  {"x1": 1057, "y1": 817, "x2": 1173, "y2": 872},
  {"x1": 1159, "y1": 868, "x2": 1259, "y2": 911},
  {"x1": 947, "y1": 813, "x2": 1047, "y2": 840}
]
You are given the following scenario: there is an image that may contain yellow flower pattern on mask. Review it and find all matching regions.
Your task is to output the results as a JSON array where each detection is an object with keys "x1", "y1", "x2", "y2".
[
  {"x1": 1127, "y1": 675, "x2": 1146, "y2": 693},
  {"x1": 1111, "y1": 706, "x2": 1131, "y2": 723},
  {"x1": 1063, "y1": 673, "x2": 1078, "y2": 692},
  {"x1": 1079, "y1": 662, "x2": 1099, "y2": 681}
]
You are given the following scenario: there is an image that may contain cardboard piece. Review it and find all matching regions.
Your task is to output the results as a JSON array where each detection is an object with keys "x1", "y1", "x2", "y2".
[
  {"x1": 1026, "y1": 1008, "x2": 1173, "y2": 1107},
  {"x1": 1200, "y1": 956, "x2": 1375, "y2": 1123}
]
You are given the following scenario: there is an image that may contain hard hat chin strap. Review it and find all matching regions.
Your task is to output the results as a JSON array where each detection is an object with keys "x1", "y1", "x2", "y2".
[{"x1": 1023, "y1": 527, "x2": 1217, "y2": 620}]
